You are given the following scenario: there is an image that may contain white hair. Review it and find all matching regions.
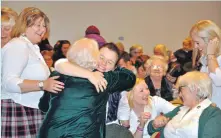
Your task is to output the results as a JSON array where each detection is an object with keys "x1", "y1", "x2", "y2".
[
  {"x1": 66, "y1": 38, "x2": 99, "y2": 71},
  {"x1": 176, "y1": 71, "x2": 212, "y2": 100}
]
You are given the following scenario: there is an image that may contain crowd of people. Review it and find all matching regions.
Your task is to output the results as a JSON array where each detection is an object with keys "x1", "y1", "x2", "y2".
[{"x1": 1, "y1": 6, "x2": 221, "y2": 138}]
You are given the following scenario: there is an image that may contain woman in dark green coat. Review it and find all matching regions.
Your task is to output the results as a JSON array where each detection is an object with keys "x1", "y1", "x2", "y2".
[{"x1": 38, "y1": 39, "x2": 136, "y2": 138}]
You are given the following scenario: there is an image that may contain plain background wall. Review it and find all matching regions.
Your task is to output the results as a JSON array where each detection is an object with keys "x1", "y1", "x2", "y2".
[{"x1": 2, "y1": 1, "x2": 221, "y2": 55}]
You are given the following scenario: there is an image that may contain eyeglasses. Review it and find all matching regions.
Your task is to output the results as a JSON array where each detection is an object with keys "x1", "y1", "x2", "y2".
[
  {"x1": 151, "y1": 65, "x2": 163, "y2": 70},
  {"x1": 99, "y1": 55, "x2": 115, "y2": 66}
]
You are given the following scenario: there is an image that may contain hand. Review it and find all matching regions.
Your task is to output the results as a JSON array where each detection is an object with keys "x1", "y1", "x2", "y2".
[
  {"x1": 120, "y1": 120, "x2": 130, "y2": 128},
  {"x1": 207, "y1": 37, "x2": 220, "y2": 55},
  {"x1": 43, "y1": 76, "x2": 65, "y2": 93},
  {"x1": 152, "y1": 115, "x2": 170, "y2": 129},
  {"x1": 139, "y1": 112, "x2": 151, "y2": 128},
  {"x1": 88, "y1": 71, "x2": 107, "y2": 93}
]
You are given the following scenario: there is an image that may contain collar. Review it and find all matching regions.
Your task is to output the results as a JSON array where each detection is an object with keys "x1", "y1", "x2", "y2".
[{"x1": 19, "y1": 35, "x2": 40, "y2": 51}]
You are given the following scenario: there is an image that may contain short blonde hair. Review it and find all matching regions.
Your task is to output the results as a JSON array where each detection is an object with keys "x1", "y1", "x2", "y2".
[
  {"x1": 66, "y1": 38, "x2": 99, "y2": 71},
  {"x1": 1, "y1": 7, "x2": 18, "y2": 26},
  {"x1": 190, "y1": 20, "x2": 221, "y2": 55},
  {"x1": 115, "y1": 42, "x2": 125, "y2": 51},
  {"x1": 176, "y1": 71, "x2": 212, "y2": 100},
  {"x1": 182, "y1": 37, "x2": 193, "y2": 50},
  {"x1": 11, "y1": 7, "x2": 50, "y2": 39},
  {"x1": 146, "y1": 55, "x2": 168, "y2": 75},
  {"x1": 130, "y1": 44, "x2": 143, "y2": 53},
  {"x1": 153, "y1": 44, "x2": 169, "y2": 62}
]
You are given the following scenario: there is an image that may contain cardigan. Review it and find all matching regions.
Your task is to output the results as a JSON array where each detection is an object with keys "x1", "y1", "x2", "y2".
[{"x1": 147, "y1": 104, "x2": 221, "y2": 138}]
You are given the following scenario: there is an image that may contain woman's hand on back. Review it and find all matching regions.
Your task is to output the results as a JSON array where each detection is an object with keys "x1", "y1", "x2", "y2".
[
  {"x1": 88, "y1": 71, "x2": 108, "y2": 93},
  {"x1": 43, "y1": 76, "x2": 65, "y2": 93}
]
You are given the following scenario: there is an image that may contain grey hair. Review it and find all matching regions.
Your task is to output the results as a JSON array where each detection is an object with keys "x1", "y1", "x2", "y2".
[
  {"x1": 66, "y1": 38, "x2": 99, "y2": 71},
  {"x1": 176, "y1": 71, "x2": 212, "y2": 100},
  {"x1": 145, "y1": 55, "x2": 168, "y2": 75}
]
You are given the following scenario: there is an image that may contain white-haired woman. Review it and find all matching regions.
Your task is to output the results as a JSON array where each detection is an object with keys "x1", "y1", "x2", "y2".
[
  {"x1": 148, "y1": 71, "x2": 221, "y2": 138},
  {"x1": 117, "y1": 79, "x2": 175, "y2": 138},
  {"x1": 38, "y1": 38, "x2": 136, "y2": 138},
  {"x1": 144, "y1": 55, "x2": 174, "y2": 101},
  {"x1": 190, "y1": 20, "x2": 221, "y2": 108}
]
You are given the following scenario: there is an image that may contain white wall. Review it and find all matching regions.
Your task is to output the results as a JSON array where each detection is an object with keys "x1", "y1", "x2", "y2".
[{"x1": 2, "y1": 1, "x2": 221, "y2": 55}]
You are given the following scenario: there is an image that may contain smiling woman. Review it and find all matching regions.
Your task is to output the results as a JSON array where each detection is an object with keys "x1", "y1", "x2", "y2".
[{"x1": 1, "y1": 7, "x2": 64, "y2": 138}]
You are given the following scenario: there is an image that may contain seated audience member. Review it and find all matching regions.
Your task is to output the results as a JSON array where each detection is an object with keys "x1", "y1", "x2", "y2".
[
  {"x1": 38, "y1": 39, "x2": 136, "y2": 138},
  {"x1": 116, "y1": 42, "x2": 125, "y2": 55},
  {"x1": 129, "y1": 44, "x2": 144, "y2": 65},
  {"x1": 190, "y1": 20, "x2": 221, "y2": 109},
  {"x1": 118, "y1": 51, "x2": 137, "y2": 74},
  {"x1": 148, "y1": 71, "x2": 221, "y2": 138},
  {"x1": 174, "y1": 37, "x2": 193, "y2": 66},
  {"x1": 41, "y1": 50, "x2": 54, "y2": 72},
  {"x1": 1, "y1": 7, "x2": 18, "y2": 48},
  {"x1": 106, "y1": 124, "x2": 134, "y2": 138},
  {"x1": 85, "y1": 25, "x2": 106, "y2": 48},
  {"x1": 166, "y1": 52, "x2": 185, "y2": 84},
  {"x1": 153, "y1": 44, "x2": 169, "y2": 62},
  {"x1": 52, "y1": 40, "x2": 70, "y2": 66},
  {"x1": 135, "y1": 55, "x2": 150, "y2": 79},
  {"x1": 117, "y1": 79, "x2": 176, "y2": 138},
  {"x1": 38, "y1": 38, "x2": 53, "y2": 52},
  {"x1": 145, "y1": 56, "x2": 174, "y2": 101}
]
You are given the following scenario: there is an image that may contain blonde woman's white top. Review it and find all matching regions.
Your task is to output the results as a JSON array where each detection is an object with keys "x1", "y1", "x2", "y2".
[
  {"x1": 200, "y1": 55, "x2": 221, "y2": 108},
  {"x1": 164, "y1": 99, "x2": 212, "y2": 138},
  {"x1": 118, "y1": 91, "x2": 176, "y2": 138},
  {"x1": 1, "y1": 36, "x2": 50, "y2": 109}
]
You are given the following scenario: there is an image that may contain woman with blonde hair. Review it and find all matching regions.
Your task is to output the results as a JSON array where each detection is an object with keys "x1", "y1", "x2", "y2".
[
  {"x1": 1, "y1": 7, "x2": 65, "y2": 137},
  {"x1": 118, "y1": 79, "x2": 175, "y2": 138},
  {"x1": 153, "y1": 44, "x2": 169, "y2": 62},
  {"x1": 148, "y1": 71, "x2": 221, "y2": 138},
  {"x1": 1, "y1": 7, "x2": 18, "y2": 47},
  {"x1": 190, "y1": 20, "x2": 221, "y2": 108}
]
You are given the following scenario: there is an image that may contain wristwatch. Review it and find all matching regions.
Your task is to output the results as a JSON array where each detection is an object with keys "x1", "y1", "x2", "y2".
[{"x1": 38, "y1": 81, "x2": 44, "y2": 91}]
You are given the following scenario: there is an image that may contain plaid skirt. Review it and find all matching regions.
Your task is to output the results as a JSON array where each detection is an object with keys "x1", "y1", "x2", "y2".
[{"x1": 1, "y1": 99, "x2": 45, "y2": 138}]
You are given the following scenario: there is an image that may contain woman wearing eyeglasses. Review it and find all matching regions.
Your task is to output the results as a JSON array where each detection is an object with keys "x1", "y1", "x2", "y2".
[
  {"x1": 144, "y1": 55, "x2": 174, "y2": 102},
  {"x1": 148, "y1": 71, "x2": 221, "y2": 138}
]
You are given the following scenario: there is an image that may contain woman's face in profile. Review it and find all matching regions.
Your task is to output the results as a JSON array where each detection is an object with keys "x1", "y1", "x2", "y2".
[
  {"x1": 191, "y1": 32, "x2": 207, "y2": 55},
  {"x1": 97, "y1": 47, "x2": 118, "y2": 72},
  {"x1": 25, "y1": 17, "x2": 46, "y2": 44}
]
